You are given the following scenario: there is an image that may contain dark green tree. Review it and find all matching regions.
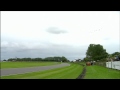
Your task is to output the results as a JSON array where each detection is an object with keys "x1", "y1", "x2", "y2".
[
  {"x1": 61, "y1": 56, "x2": 68, "y2": 62},
  {"x1": 86, "y1": 44, "x2": 108, "y2": 61},
  {"x1": 111, "y1": 52, "x2": 120, "y2": 57}
]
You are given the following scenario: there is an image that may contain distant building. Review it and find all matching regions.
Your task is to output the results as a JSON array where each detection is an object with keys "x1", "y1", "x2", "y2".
[
  {"x1": 75, "y1": 59, "x2": 81, "y2": 62},
  {"x1": 2, "y1": 59, "x2": 7, "y2": 62},
  {"x1": 71, "y1": 60, "x2": 76, "y2": 62}
]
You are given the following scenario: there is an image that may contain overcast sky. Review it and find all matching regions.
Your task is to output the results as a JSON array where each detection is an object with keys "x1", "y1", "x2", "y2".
[{"x1": 1, "y1": 11, "x2": 120, "y2": 61}]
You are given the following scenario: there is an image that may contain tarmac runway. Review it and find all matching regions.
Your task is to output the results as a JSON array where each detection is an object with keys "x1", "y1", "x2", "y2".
[{"x1": 1, "y1": 63, "x2": 70, "y2": 76}]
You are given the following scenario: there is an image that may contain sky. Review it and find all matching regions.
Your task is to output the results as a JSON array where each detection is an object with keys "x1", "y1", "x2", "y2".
[{"x1": 1, "y1": 11, "x2": 120, "y2": 61}]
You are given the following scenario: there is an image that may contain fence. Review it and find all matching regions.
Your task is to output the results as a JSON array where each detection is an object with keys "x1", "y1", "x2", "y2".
[
  {"x1": 94, "y1": 62, "x2": 106, "y2": 67},
  {"x1": 106, "y1": 61, "x2": 120, "y2": 70}
]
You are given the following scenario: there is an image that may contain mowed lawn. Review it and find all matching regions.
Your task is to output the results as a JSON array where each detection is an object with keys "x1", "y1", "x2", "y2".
[
  {"x1": 1, "y1": 62, "x2": 61, "y2": 69},
  {"x1": 84, "y1": 65, "x2": 120, "y2": 79},
  {"x1": 1, "y1": 63, "x2": 83, "y2": 79}
]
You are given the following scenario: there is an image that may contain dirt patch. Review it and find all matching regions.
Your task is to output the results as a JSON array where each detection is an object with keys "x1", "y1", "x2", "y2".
[{"x1": 76, "y1": 65, "x2": 86, "y2": 79}]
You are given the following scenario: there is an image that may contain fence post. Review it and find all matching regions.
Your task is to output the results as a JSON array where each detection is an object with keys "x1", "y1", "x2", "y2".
[{"x1": 111, "y1": 60, "x2": 112, "y2": 69}]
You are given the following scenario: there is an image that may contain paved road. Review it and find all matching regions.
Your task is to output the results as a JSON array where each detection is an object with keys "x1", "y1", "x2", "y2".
[{"x1": 1, "y1": 63, "x2": 70, "y2": 76}]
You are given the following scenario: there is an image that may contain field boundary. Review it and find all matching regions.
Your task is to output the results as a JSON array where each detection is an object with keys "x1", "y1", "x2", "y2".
[
  {"x1": 76, "y1": 64, "x2": 86, "y2": 79},
  {"x1": 106, "y1": 61, "x2": 120, "y2": 70}
]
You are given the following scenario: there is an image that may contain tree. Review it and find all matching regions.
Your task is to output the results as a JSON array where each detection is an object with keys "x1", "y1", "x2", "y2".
[
  {"x1": 86, "y1": 44, "x2": 108, "y2": 61},
  {"x1": 61, "y1": 56, "x2": 68, "y2": 62},
  {"x1": 111, "y1": 52, "x2": 120, "y2": 57},
  {"x1": 83, "y1": 57, "x2": 90, "y2": 62},
  {"x1": 3, "y1": 59, "x2": 6, "y2": 61}
]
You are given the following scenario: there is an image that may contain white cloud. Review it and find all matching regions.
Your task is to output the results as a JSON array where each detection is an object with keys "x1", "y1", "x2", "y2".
[
  {"x1": 1, "y1": 11, "x2": 120, "y2": 60},
  {"x1": 46, "y1": 27, "x2": 68, "y2": 34}
]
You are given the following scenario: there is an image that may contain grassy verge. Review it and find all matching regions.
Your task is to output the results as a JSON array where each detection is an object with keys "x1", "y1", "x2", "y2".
[
  {"x1": 1, "y1": 63, "x2": 83, "y2": 79},
  {"x1": 1, "y1": 62, "x2": 61, "y2": 69},
  {"x1": 84, "y1": 65, "x2": 120, "y2": 79}
]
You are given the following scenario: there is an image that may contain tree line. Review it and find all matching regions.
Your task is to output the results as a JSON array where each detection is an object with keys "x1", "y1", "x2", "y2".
[
  {"x1": 2, "y1": 44, "x2": 120, "y2": 62},
  {"x1": 3, "y1": 56, "x2": 70, "y2": 62}
]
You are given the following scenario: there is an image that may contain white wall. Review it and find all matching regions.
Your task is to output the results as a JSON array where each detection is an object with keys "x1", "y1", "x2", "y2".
[{"x1": 106, "y1": 61, "x2": 120, "y2": 70}]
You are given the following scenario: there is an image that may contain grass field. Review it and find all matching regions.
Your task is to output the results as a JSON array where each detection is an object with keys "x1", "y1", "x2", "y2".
[
  {"x1": 1, "y1": 62, "x2": 61, "y2": 69},
  {"x1": 84, "y1": 65, "x2": 120, "y2": 79},
  {"x1": 1, "y1": 63, "x2": 83, "y2": 79}
]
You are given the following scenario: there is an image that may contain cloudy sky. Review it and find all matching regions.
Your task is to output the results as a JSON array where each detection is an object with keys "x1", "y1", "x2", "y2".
[{"x1": 1, "y1": 11, "x2": 120, "y2": 61}]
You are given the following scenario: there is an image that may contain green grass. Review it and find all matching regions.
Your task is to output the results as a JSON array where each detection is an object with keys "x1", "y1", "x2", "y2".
[
  {"x1": 1, "y1": 63, "x2": 83, "y2": 79},
  {"x1": 84, "y1": 65, "x2": 120, "y2": 79},
  {"x1": 1, "y1": 62, "x2": 61, "y2": 69}
]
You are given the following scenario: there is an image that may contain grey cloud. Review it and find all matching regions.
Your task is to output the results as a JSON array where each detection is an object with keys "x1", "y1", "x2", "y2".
[
  {"x1": 2, "y1": 41, "x2": 119, "y2": 61},
  {"x1": 1, "y1": 42, "x2": 87, "y2": 60},
  {"x1": 46, "y1": 27, "x2": 67, "y2": 34}
]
